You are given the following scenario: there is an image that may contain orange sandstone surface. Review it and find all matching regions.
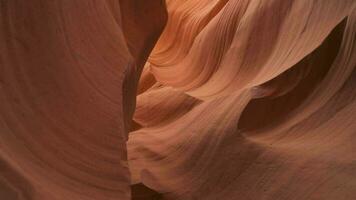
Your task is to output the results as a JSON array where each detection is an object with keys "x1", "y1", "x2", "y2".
[{"x1": 1, "y1": 0, "x2": 356, "y2": 200}]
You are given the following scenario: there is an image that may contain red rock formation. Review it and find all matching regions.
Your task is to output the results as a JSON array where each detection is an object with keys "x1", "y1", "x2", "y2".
[
  {"x1": 129, "y1": 0, "x2": 356, "y2": 199},
  {"x1": 1, "y1": 0, "x2": 356, "y2": 200},
  {"x1": 0, "y1": 1, "x2": 166, "y2": 199}
]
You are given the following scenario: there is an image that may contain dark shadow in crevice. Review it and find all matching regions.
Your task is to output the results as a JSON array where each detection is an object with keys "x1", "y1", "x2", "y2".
[
  {"x1": 238, "y1": 18, "x2": 347, "y2": 132},
  {"x1": 131, "y1": 183, "x2": 162, "y2": 200}
]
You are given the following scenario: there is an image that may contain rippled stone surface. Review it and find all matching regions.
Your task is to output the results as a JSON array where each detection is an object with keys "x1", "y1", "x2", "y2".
[{"x1": 1, "y1": 0, "x2": 356, "y2": 199}]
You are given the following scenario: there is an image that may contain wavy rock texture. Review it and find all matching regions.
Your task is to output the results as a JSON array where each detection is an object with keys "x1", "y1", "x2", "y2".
[
  {"x1": 1, "y1": 0, "x2": 356, "y2": 200},
  {"x1": 0, "y1": 0, "x2": 167, "y2": 199},
  {"x1": 129, "y1": 0, "x2": 356, "y2": 199}
]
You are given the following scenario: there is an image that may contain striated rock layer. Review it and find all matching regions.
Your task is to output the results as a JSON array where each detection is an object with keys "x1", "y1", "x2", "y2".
[
  {"x1": 129, "y1": 0, "x2": 356, "y2": 199},
  {"x1": 0, "y1": 1, "x2": 167, "y2": 199},
  {"x1": 1, "y1": 0, "x2": 356, "y2": 200}
]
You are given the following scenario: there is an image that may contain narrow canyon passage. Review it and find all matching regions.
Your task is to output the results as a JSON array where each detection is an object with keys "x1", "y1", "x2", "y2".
[{"x1": 1, "y1": 1, "x2": 356, "y2": 200}]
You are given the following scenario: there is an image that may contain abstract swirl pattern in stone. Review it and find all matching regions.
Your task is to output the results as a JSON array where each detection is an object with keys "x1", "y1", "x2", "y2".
[{"x1": 1, "y1": 0, "x2": 356, "y2": 200}]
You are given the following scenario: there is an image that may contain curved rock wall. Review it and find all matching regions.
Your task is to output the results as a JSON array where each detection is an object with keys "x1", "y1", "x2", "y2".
[{"x1": 1, "y1": 0, "x2": 356, "y2": 200}]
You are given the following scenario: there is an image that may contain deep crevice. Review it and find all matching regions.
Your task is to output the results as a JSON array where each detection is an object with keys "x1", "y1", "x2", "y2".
[{"x1": 238, "y1": 18, "x2": 347, "y2": 131}]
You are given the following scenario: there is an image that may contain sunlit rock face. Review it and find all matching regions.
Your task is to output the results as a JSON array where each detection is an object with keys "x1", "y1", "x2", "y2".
[
  {"x1": 1, "y1": 0, "x2": 356, "y2": 200},
  {"x1": 129, "y1": 0, "x2": 356, "y2": 199}
]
